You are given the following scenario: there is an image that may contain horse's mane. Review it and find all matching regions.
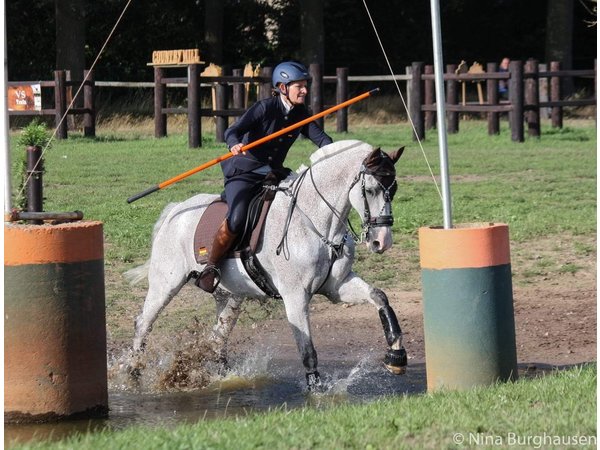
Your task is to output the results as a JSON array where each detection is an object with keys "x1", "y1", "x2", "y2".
[{"x1": 308, "y1": 139, "x2": 372, "y2": 164}]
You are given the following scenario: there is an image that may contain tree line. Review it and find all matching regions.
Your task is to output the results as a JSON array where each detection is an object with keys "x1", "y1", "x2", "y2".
[{"x1": 6, "y1": 0, "x2": 596, "y2": 84}]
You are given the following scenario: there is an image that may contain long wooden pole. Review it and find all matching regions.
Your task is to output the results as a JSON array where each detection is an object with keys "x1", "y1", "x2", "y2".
[{"x1": 127, "y1": 88, "x2": 379, "y2": 203}]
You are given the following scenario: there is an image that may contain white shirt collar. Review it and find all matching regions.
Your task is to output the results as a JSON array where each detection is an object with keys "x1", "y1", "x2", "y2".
[{"x1": 279, "y1": 94, "x2": 293, "y2": 113}]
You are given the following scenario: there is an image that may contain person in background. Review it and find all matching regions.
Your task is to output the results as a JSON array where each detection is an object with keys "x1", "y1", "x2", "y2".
[
  {"x1": 196, "y1": 61, "x2": 333, "y2": 293},
  {"x1": 498, "y1": 57, "x2": 510, "y2": 100}
]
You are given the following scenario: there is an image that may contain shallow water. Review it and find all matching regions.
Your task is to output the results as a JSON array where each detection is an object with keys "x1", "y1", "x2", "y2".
[{"x1": 5, "y1": 347, "x2": 428, "y2": 447}]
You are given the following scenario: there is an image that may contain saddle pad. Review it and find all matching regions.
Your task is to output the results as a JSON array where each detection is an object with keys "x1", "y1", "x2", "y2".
[
  {"x1": 194, "y1": 200, "x2": 228, "y2": 264},
  {"x1": 193, "y1": 198, "x2": 273, "y2": 264}
]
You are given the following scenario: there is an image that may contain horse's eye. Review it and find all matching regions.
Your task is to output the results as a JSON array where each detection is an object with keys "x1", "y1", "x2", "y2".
[{"x1": 365, "y1": 188, "x2": 377, "y2": 196}]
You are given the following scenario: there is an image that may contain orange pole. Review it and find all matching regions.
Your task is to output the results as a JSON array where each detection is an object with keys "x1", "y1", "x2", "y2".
[{"x1": 127, "y1": 88, "x2": 379, "y2": 203}]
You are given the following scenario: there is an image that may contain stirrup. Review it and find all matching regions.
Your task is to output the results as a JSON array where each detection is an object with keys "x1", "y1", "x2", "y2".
[{"x1": 195, "y1": 264, "x2": 221, "y2": 293}]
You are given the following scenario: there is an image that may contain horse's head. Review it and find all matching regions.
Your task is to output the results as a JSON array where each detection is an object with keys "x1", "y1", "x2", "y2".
[{"x1": 349, "y1": 147, "x2": 405, "y2": 253}]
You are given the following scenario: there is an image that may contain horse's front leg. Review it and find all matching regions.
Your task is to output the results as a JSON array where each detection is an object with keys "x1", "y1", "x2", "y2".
[
  {"x1": 324, "y1": 271, "x2": 407, "y2": 374},
  {"x1": 281, "y1": 290, "x2": 321, "y2": 390},
  {"x1": 211, "y1": 289, "x2": 244, "y2": 369}
]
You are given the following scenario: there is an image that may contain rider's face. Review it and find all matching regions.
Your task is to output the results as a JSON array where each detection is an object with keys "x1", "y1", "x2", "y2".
[{"x1": 281, "y1": 81, "x2": 308, "y2": 106}]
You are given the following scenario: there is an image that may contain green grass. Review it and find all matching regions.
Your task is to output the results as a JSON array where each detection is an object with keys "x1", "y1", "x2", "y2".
[{"x1": 9, "y1": 364, "x2": 597, "y2": 449}]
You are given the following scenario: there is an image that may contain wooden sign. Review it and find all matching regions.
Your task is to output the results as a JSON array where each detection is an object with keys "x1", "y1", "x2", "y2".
[
  {"x1": 150, "y1": 49, "x2": 201, "y2": 66},
  {"x1": 468, "y1": 62, "x2": 485, "y2": 74},
  {"x1": 8, "y1": 84, "x2": 41, "y2": 111}
]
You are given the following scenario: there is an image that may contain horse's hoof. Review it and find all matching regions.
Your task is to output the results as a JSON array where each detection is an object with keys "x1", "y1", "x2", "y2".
[
  {"x1": 306, "y1": 371, "x2": 323, "y2": 392},
  {"x1": 384, "y1": 348, "x2": 407, "y2": 375}
]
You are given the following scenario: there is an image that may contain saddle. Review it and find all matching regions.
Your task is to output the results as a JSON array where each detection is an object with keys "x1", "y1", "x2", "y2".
[{"x1": 193, "y1": 191, "x2": 281, "y2": 298}]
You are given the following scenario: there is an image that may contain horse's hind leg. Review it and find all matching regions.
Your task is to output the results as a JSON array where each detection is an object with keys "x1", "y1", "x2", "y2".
[
  {"x1": 325, "y1": 271, "x2": 407, "y2": 374},
  {"x1": 132, "y1": 265, "x2": 187, "y2": 352},
  {"x1": 210, "y1": 289, "x2": 244, "y2": 367}
]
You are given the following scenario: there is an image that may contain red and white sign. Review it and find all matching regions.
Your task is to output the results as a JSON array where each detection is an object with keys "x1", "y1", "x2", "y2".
[{"x1": 8, "y1": 84, "x2": 41, "y2": 111}]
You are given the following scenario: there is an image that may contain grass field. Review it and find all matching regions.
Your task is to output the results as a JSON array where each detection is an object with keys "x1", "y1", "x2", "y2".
[{"x1": 6, "y1": 118, "x2": 597, "y2": 448}]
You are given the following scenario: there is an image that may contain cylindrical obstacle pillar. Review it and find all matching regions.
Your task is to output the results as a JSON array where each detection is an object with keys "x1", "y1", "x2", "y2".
[
  {"x1": 419, "y1": 223, "x2": 518, "y2": 391},
  {"x1": 4, "y1": 221, "x2": 108, "y2": 422}
]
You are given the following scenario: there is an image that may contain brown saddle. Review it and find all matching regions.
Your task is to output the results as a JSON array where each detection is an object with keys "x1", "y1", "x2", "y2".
[
  {"x1": 192, "y1": 196, "x2": 281, "y2": 299},
  {"x1": 193, "y1": 198, "x2": 272, "y2": 265}
]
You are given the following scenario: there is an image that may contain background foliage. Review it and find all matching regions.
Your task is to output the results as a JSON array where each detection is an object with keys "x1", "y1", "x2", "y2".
[{"x1": 6, "y1": 0, "x2": 597, "y2": 81}]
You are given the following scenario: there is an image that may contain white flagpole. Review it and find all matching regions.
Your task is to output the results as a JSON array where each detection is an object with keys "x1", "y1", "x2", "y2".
[
  {"x1": 2, "y1": 0, "x2": 12, "y2": 218},
  {"x1": 430, "y1": 0, "x2": 453, "y2": 229}
]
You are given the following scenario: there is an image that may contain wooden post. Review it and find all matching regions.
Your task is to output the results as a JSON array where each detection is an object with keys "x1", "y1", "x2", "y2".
[
  {"x1": 508, "y1": 60, "x2": 524, "y2": 142},
  {"x1": 232, "y1": 68, "x2": 245, "y2": 110},
  {"x1": 424, "y1": 65, "x2": 436, "y2": 130},
  {"x1": 446, "y1": 64, "x2": 458, "y2": 134},
  {"x1": 65, "y1": 70, "x2": 76, "y2": 131},
  {"x1": 54, "y1": 70, "x2": 68, "y2": 139},
  {"x1": 215, "y1": 80, "x2": 228, "y2": 143},
  {"x1": 83, "y1": 69, "x2": 95, "y2": 137},
  {"x1": 154, "y1": 67, "x2": 167, "y2": 138},
  {"x1": 188, "y1": 64, "x2": 201, "y2": 148},
  {"x1": 259, "y1": 67, "x2": 273, "y2": 100},
  {"x1": 26, "y1": 145, "x2": 43, "y2": 222},
  {"x1": 309, "y1": 63, "x2": 324, "y2": 129},
  {"x1": 487, "y1": 62, "x2": 499, "y2": 135},
  {"x1": 405, "y1": 66, "x2": 412, "y2": 111},
  {"x1": 550, "y1": 61, "x2": 562, "y2": 128},
  {"x1": 336, "y1": 67, "x2": 348, "y2": 133},
  {"x1": 409, "y1": 62, "x2": 424, "y2": 141},
  {"x1": 524, "y1": 59, "x2": 540, "y2": 137},
  {"x1": 538, "y1": 63, "x2": 550, "y2": 119}
]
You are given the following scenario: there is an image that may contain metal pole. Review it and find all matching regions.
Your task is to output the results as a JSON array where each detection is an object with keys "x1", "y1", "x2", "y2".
[
  {"x1": 2, "y1": 0, "x2": 12, "y2": 217},
  {"x1": 429, "y1": 0, "x2": 453, "y2": 229}
]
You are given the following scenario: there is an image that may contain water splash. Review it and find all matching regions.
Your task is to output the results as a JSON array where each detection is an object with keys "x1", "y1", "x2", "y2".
[{"x1": 107, "y1": 326, "x2": 283, "y2": 393}]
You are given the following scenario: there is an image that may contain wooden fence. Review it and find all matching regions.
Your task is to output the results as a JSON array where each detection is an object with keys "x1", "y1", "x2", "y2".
[
  {"x1": 411, "y1": 59, "x2": 596, "y2": 142},
  {"x1": 7, "y1": 60, "x2": 595, "y2": 146}
]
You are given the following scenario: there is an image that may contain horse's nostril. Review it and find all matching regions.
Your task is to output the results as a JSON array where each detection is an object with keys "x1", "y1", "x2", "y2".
[{"x1": 372, "y1": 240, "x2": 381, "y2": 249}]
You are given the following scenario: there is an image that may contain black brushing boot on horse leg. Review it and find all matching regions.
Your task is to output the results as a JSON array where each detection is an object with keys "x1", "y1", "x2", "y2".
[
  {"x1": 378, "y1": 303, "x2": 408, "y2": 375},
  {"x1": 197, "y1": 220, "x2": 237, "y2": 293}
]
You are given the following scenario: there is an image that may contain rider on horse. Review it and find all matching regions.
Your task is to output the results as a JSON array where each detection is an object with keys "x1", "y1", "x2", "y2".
[{"x1": 196, "y1": 61, "x2": 333, "y2": 293}]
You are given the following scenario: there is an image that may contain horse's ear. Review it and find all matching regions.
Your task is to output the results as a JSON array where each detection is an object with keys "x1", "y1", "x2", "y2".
[
  {"x1": 388, "y1": 146, "x2": 405, "y2": 164},
  {"x1": 365, "y1": 147, "x2": 383, "y2": 168}
]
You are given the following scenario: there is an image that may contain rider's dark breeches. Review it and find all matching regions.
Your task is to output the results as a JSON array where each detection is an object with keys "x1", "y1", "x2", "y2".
[{"x1": 223, "y1": 173, "x2": 264, "y2": 235}]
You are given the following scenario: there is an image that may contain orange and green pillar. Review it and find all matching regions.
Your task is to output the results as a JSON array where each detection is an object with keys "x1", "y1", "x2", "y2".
[
  {"x1": 419, "y1": 223, "x2": 518, "y2": 391},
  {"x1": 4, "y1": 221, "x2": 108, "y2": 422}
]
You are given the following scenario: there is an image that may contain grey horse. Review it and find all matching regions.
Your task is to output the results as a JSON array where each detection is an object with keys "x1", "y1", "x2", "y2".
[{"x1": 127, "y1": 140, "x2": 407, "y2": 390}]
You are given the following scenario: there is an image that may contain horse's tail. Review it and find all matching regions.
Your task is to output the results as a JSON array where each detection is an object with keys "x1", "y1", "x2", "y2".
[
  {"x1": 123, "y1": 202, "x2": 179, "y2": 285},
  {"x1": 123, "y1": 260, "x2": 150, "y2": 285}
]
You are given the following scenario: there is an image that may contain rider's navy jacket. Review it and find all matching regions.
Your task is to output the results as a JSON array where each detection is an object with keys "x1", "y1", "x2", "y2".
[{"x1": 222, "y1": 96, "x2": 332, "y2": 177}]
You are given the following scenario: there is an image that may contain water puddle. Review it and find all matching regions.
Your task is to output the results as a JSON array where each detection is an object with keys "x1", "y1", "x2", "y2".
[
  {"x1": 7, "y1": 322, "x2": 557, "y2": 448},
  {"x1": 5, "y1": 343, "x2": 427, "y2": 447}
]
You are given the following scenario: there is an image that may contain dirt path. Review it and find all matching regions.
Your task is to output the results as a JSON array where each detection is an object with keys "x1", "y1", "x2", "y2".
[{"x1": 109, "y1": 235, "x2": 596, "y2": 383}]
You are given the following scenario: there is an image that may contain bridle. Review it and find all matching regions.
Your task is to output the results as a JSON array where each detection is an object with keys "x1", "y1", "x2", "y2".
[
  {"x1": 348, "y1": 155, "x2": 397, "y2": 242},
  {"x1": 276, "y1": 152, "x2": 397, "y2": 257}
]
